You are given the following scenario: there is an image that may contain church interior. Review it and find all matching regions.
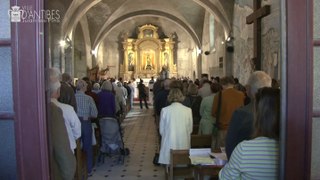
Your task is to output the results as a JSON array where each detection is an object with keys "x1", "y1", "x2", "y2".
[
  {"x1": 0, "y1": 0, "x2": 319, "y2": 179},
  {"x1": 48, "y1": 0, "x2": 280, "y2": 83}
]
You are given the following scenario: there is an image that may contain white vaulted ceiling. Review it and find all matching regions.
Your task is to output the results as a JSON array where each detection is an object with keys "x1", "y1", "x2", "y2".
[{"x1": 60, "y1": 0, "x2": 234, "y2": 48}]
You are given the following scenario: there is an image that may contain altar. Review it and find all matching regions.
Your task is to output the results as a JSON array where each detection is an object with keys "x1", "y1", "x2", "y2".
[{"x1": 120, "y1": 24, "x2": 177, "y2": 80}]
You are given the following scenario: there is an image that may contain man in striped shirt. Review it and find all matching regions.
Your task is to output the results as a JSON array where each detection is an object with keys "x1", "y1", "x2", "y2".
[{"x1": 75, "y1": 79, "x2": 98, "y2": 176}]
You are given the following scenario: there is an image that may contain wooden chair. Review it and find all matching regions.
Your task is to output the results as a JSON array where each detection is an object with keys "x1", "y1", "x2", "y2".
[
  {"x1": 191, "y1": 135, "x2": 212, "y2": 148},
  {"x1": 166, "y1": 149, "x2": 194, "y2": 180}
]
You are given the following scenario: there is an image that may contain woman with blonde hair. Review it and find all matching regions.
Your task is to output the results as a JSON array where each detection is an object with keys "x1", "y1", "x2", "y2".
[{"x1": 158, "y1": 88, "x2": 193, "y2": 165}]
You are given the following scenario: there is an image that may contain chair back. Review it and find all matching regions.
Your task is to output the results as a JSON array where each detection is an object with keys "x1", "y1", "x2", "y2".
[
  {"x1": 168, "y1": 149, "x2": 193, "y2": 180},
  {"x1": 191, "y1": 135, "x2": 212, "y2": 148}
]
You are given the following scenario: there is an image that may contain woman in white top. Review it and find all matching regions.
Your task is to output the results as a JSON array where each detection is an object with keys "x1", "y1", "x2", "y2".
[{"x1": 158, "y1": 88, "x2": 193, "y2": 165}]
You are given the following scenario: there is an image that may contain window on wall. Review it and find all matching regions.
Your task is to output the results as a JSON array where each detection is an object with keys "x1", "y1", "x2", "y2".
[{"x1": 209, "y1": 14, "x2": 215, "y2": 49}]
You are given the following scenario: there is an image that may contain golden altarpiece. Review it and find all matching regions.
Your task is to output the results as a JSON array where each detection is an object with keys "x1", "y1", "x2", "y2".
[{"x1": 120, "y1": 24, "x2": 177, "y2": 80}]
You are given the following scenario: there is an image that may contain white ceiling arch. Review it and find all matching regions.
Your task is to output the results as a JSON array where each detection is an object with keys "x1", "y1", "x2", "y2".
[
  {"x1": 61, "y1": 0, "x2": 233, "y2": 48},
  {"x1": 92, "y1": 10, "x2": 202, "y2": 50}
]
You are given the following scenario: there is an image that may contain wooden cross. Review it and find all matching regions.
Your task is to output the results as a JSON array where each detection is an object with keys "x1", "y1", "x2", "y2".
[{"x1": 246, "y1": 0, "x2": 271, "y2": 70}]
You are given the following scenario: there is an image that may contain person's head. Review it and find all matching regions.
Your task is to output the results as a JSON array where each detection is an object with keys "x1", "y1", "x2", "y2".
[
  {"x1": 163, "y1": 79, "x2": 171, "y2": 90},
  {"x1": 49, "y1": 67, "x2": 61, "y2": 82},
  {"x1": 187, "y1": 83, "x2": 198, "y2": 95},
  {"x1": 272, "y1": 78, "x2": 280, "y2": 89},
  {"x1": 170, "y1": 80, "x2": 183, "y2": 91},
  {"x1": 246, "y1": 71, "x2": 272, "y2": 98},
  {"x1": 210, "y1": 83, "x2": 222, "y2": 94},
  {"x1": 214, "y1": 76, "x2": 220, "y2": 83},
  {"x1": 234, "y1": 78, "x2": 239, "y2": 84},
  {"x1": 220, "y1": 76, "x2": 235, "y2": 89},
  {"x1": 61, "y1": 73, "x2": 72, "y2": 83},
  {"x1": 200, "y1": 79, "x2": 211, "y2": 87},
  {"x1": 93, "y1": 83, "x2": 100, "y2": 90},
  {"x1": 76, "y1": 79, "x2": 87, "y2": 92},
  {"x1": 85, "y1": 80, "x2": 93, "y2": 92},
  {"x1": 48, "y1": 68, "x2": 61, "y2": 98},
  {"x1": 253, "y1": 87, "x2": 280, "y2": 140},
  {"x1": 167, "y1": 88, "x2": 185, "y2": 103},
  {"x1": 101, "y1": 80, "x2": 113, "y2": 91}
]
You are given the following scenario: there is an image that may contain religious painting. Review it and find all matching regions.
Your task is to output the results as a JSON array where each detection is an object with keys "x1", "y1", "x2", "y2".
[
  {"x1": 128, "y1": 52, "x2": 135, "y2": 71},
  {"x1": 163, "y1": 52, "x2": 169, "y2": 68},
  {"x1": 143, "y1": 29, "x2": 153, "y2": 37},
  {"x1": 143, "y1": 53, "x2": 155, "y2": 70}
]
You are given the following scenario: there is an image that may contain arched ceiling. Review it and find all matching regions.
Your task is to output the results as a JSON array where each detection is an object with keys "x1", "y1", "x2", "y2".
[{"x1": 61, "y1": 0, "x2": 234, "y2": 49}]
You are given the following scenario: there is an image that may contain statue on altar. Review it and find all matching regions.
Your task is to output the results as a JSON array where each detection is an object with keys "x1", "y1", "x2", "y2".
[
  {"x1": 120, "y1": 24, "x2": 177, "y2": 79},
  {"x1": 160, "y1": 66, "x2": 169, "y2": 79},
  {"x1": 145, "y1": 54, "x2": 153, "y2": 70}
]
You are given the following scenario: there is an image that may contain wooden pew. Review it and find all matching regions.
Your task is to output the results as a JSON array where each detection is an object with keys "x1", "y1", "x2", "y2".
[
  {"x1": 74, "y1": 139, "x2": 87, "y2": 180},
  {"x1": 167, "y1": 149, "x2": 194, "y2": 180},
  {"x1": 168, "y1": 149, "x2": 223, "y2": 180},
  {"x1": 191, "y1": 135, "x2": 212, "y2": 148}
]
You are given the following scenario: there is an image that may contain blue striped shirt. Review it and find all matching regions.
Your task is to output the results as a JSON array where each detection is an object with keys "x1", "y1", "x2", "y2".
[
  {"x1": 219, "y1": 137, "x2": 279, "y2": 180},
  {"x1": 75, "y1": 91, "x2": 98, "y2": 120}
]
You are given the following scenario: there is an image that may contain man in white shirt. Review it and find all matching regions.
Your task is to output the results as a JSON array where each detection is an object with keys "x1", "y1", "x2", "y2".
[{"x1": 49, "y1": 68, "x2": 81, "y2": 153}]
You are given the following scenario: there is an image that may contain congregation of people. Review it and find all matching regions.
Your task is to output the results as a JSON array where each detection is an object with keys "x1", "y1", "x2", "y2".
[
  {"x1": 48, "y1": 66, "x2": 281, "y2": 179},
  {"x1": 152, "y1": 71, "x2": 280, "y2": 179},
  {"x1": 48, "y1": 68, "x2": 135, "y2": 179}
]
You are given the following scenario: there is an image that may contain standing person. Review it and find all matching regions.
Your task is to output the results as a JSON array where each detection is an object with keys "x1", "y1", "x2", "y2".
[
  {"x1": 225, "y1": 71, "x2": 271, "y2": 159},
  {"x1": 75, "y1": 80, "x2": 98, "y2": 176},
  {"x1": 97, "y1": 81, "x2": 116, "y2": 118},
  {"x1": 128, "y1": 81, "x2": 135, "y2": 109},
  {"x1": 198, "y1": 80, "x2": 212, "y2": 98},
  {"x1": 49, "y1": 102, "x2": 77, "y2": 180},
  {"x1": 219, "y1": 87, "x2": 280, "y2": 180},
  {"x1": 48, "y1": 68, "x2": 76, "y2": 179},
  {"x1": 148, "y1": 77, "x2": 155, "y2": 104},
  {"x1": 59, "y1": 73, "x2": 77, "y2": 112},
  {"x1": 158, "y1": 88, "x2": 193, "y2": 165},
  {"x1": 211, "y1": 76, "x2": 245, "y2": 148},
  {"x1": 198, "y1": 83, "x2": 221, "y2": 135},
  {"x1": 51, "y1": 81, "x2": 81, "y2": 154},
  {"x1": 184, "y1": 83, "x2": 202, "y2": 125},
  {"x1": 137, "y1": 79, "x2": 149, "y2": 109}
]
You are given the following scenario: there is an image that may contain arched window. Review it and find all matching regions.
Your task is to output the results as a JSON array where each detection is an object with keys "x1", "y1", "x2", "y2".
[{"x1": 209, "y1": 14, "x2": 215, "y2": 49}]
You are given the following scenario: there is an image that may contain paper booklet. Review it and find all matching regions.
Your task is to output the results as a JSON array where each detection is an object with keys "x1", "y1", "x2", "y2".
[{"x1": 189, "y1": 148, "x2": 215, "y2": 165}]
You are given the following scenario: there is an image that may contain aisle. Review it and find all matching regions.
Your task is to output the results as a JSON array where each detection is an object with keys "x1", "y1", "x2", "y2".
[{"x1": 91, "y1": 107, "x2": 165, "y2": 180}]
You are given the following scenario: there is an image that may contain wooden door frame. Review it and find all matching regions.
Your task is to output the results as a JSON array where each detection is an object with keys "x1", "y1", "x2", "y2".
[
  {"x1": 282, "y1": 0, "x2": 313, "y2": 179},
  {"x1": 11, "y1": 0, "x2": 49, "y2": 179},
  {"x1": 9, "y1": 0, "x2": 315, "y2": 179}
]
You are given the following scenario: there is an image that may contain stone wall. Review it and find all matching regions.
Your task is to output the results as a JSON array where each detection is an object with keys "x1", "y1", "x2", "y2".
[{"x1": 232, "y1": 0, "x2": 280, "y2": 84}]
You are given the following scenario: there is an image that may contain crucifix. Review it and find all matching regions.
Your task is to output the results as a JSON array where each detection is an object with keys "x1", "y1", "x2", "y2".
[{"x1": 246, "y1": 0, "x2": 271, "y2": 70}]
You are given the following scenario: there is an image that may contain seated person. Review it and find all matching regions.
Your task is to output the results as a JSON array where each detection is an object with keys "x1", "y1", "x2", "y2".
[
  {"x1": 158, "y1": 88, "x2": 193, "y2": 165},
  {"x1": 219, "y1": 87, "x2": 280, "y2": 180}
]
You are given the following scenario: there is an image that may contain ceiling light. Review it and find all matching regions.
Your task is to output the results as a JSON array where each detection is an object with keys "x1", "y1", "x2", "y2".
[{"x1": 59, "y1": 40, "x2": 66, "y2": 47}]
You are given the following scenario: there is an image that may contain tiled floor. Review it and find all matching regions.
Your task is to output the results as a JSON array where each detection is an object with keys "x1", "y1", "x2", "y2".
[{"x1": 90, "y1": 106, "x2": 165, "y2": 180}]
